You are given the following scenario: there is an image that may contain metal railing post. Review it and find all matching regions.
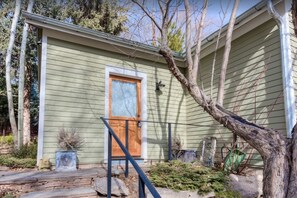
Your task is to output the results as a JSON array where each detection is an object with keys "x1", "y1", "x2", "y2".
[
  {"x1": 125, "y1": 120, "x2": 129, "y2": 178},
  {"x1": 168, "y1": 123, "x2": 172, "y2": 161},
  {"x1": 108, "y1": 130, "x2": 112, "y2": 198},
  {"x1": 139, "y1": 175, "x2": 145, "y2": 198},
  {"x1": 101, "y1": 117, "x2": 161, "y2": 198}
]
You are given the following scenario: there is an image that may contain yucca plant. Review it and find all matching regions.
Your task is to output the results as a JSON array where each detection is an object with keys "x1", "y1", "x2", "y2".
[{"x1": 57, "y1": 128, "x2": 84, "y2": 151}]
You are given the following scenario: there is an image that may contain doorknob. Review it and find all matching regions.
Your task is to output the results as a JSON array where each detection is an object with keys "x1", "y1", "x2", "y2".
[{"x1": 137, "y1": 121, "x2": 142, "y2": 128}]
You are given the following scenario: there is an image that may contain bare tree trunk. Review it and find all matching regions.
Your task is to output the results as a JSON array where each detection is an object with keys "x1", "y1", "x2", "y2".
[
  {"x1": 216, "y1": 0, "x2": 239, "y2": 105},
  {"x1": 292, "y1": 0, "x2": 297, "y2": 36},
  {"x1": 6, "y1": 0, "x2": 21, "y2": 146},
  {"x1": 159, "y1": 43, "x2": 292, "y2": 198},
  {"x1": 287, "y1": 126, "x2": 297, "y2": 197},
  {"x1": 18, "y1": 0, "x2": 34, "y2": 146},
  {"x1": 23, "y1": 73, "x2": 31, "y2": 144}
]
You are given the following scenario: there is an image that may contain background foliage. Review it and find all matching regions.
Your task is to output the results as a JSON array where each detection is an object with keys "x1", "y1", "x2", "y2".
[{"x1": 0, "y1": 0, "x2": 127, "y2": 136}]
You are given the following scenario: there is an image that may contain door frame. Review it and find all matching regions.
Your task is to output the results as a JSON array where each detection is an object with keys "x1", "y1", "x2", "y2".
[{"x1": 104, "y1": 66, "x2": 147, "y2": 162}]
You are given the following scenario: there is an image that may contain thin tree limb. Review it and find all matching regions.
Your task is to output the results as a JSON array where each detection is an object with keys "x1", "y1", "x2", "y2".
[
  {"x1": 184, "y1": 0, "x2": 193, "y2": 77},
  {"x1": 216, "y1": 0, "x2": 239, "y2": 105},
  {"x1": 210, "y1": 0, "x2": 231, "y2": 99},
  {"x1": 131, "y1": 0, "x2": 162, "y2": 32},
  {"x1": 192, "y1": 0, "x2": 208, "y2": 82},
  {"x1": 157, "y1": 0, "x2": 165, "y2": 16},
  {"x1": 167, "y1": 0, "x2": 182, "y2": 26}
]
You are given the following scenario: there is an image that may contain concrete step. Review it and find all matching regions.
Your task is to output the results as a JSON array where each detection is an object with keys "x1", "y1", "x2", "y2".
[
  {"x1": 20, "y1": 187, "x2": 99, "y2": 198},
  {"x1": 0, "y1": 168, "x2": 106, "y2": 195}
]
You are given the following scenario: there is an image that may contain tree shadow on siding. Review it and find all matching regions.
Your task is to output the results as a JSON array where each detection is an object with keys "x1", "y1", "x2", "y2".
[{"x1": 187, "y1": 20, "x2": 283, "y2": 164}]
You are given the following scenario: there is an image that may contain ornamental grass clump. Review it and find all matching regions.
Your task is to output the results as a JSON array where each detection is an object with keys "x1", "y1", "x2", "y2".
[{"x1": 57, "y1": 128, "x2": 84, "y2": 151}]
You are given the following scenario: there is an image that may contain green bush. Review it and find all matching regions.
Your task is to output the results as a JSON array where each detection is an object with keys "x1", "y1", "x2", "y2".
[
  {"x1": 11, "y1": 141, "x2": 37, "y2": 159},
  {"x1": 149, "y1": 160, "x2": 241, "y2": 196},
  {"x1": 0, "y1": 135, "x2": 14, "y2": 145},
  {"x1": 216, "y1": 190, "x2": 242, "y2": 198},
  {"x1": 0, "y1": 155, "x2": 36, "y2": 168},
  {"x1": 0, "y1": 189, "x2": 15, "y2": 198}
]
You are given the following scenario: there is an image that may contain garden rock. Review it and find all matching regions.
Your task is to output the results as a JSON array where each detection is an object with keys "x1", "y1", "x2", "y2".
[
  {"x1": 229, "y1": 170, "x2": 263, "y2": 198},
  {"x1": 92, "y1": 177, "x2": 129, "y2": 196}
]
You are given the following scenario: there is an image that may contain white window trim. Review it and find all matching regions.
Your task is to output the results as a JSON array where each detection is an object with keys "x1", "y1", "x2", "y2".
[{"x1": 104, "y1": 66, "x2": 148, "y2": 162}]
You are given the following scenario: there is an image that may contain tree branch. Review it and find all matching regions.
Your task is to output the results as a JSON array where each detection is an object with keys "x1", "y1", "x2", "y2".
[
  {"x1": 192, "y1": 0, "x2": 208, "y2": 82},
  {"x1": 210, "y1": 0, "x2": 231, "y2": 99},
  {"x1": 184, "y1": 0, "x2": 193, "y2": 77},
  {"x1": 216, "y1": 0, "x2": 239, "y2": 105},
  {"x1": 157, "y1": 0, "x2": 165, "y2": 16},
  {"x1": 168, "y1": 0, "x2": 182, "y2": 25},
  {"x1": 132, "y1": 0, "x2": 162, "y2": 32}
]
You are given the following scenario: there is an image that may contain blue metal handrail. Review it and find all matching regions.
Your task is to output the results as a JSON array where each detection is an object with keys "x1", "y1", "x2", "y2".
[{"x1": 100, "y1": 117, "x2": 161, "y2": 198}]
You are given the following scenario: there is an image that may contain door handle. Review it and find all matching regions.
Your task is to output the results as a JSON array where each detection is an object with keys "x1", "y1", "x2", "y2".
[{"x1": 137, "y1": 121, "x2": 142, "y2": 128}]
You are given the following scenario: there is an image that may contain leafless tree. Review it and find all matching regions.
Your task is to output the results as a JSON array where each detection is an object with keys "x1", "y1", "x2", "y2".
[
  {"x1": 5, "y1": 0, "x2": 21, "y2": 147},
  {"x1": 18, "y1": 0, "x2": 35, "y2": 146},
  {"x1": 133, "y1": 0, "x2": 297, "y2": 197}
]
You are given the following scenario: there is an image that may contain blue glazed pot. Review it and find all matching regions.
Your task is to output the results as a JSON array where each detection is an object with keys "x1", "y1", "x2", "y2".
[{"x1": 55, "y1": 150, "x2": 77, "y2": 172}]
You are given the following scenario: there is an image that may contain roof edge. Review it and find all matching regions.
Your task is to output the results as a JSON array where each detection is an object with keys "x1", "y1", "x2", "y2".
[{"x1": 22, "y1": 11, "x2": 185, "y2": 62}]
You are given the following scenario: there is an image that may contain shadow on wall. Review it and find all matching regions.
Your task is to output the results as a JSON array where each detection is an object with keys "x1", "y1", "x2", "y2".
[
  {"x1": 185, "y1": 20, "x2": 283, "y2": 166},
  {"x1": 146, "y1": 65, "x2": 186, "y2": 161}
]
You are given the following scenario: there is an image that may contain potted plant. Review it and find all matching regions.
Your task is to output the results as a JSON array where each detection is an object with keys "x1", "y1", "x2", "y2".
[{"x1": 56, "y1": 128, "x2": 84, "y2": 171}]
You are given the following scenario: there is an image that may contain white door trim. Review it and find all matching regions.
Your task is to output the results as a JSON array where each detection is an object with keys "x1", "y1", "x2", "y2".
[{"x1": 104, "y1": 66, "x2": 148, "y2": 162}]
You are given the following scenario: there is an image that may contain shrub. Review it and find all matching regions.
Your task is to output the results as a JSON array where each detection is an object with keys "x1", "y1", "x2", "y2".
[
  {"x1": 216, "y1": 190, "x2": 242, "y2": 198},
  {"x1": 0, "y1": 135, "x2": 14, "y2": 145},
  {"x1": 149, "y1": 160, "x2": 241, "y2": 196},
  {"x1": 0, "y1": 155, "x2": 36, "y2": 168},
  {"x1": 57, "y1": 128, "x2": 84, "y2": 150},
  {"x1": 11, "y1": 141, "x2": 37, "y2": 159},
  {"x1": 0, "y1": 189, "x2": 15, "y2": 198}
]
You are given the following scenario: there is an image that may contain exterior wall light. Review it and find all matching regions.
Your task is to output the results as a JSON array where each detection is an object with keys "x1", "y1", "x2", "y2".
[{"x1": 156, "y1": 81, "x2": 165, "y2": 91}]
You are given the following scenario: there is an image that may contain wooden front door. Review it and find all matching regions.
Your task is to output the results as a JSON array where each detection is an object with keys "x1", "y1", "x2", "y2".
[{"x1": 109, "y1": 75, "x2": 141, "y2": 157}]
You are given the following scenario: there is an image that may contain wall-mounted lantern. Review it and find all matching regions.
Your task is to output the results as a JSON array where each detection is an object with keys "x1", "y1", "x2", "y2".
[{"x1": 155, "y1": 81, "x2": 165, "y2": 91}]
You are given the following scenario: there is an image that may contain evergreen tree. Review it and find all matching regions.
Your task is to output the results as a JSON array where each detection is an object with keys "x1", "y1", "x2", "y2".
[
  {"x1": 34, "y1": 0, "x2": 127, "y2": 35},
  {"x1": 167, "y1": 23, "x2": 184, "y2": 53},
  {"x1": 158, "y1": 23, "x2": 184, "y2": 53},
  {"x1": 0, "y1": 0, "x2": 127, "y2": 140}
]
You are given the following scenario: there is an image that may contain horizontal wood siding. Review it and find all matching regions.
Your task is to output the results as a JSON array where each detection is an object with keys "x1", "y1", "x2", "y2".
[
  {"x1": 288, "y1": 13, "x2": 297, "y2": 118},
  {"x1": 186, "y1": 19, "x2": 284, "y2": 167},
  {"x1": 43, "y1": 38, "x2": 187, "y2": 164}
]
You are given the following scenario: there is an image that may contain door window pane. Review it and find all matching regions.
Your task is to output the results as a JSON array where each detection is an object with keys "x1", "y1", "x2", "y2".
[{"x1": 112, "y1": 80, "x2": 137, "y2": 117}]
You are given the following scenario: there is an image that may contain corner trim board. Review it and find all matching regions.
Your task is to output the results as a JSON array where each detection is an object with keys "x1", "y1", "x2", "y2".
[{"x1": 37, "y1": 35, "x2": 47, "y2": 164}]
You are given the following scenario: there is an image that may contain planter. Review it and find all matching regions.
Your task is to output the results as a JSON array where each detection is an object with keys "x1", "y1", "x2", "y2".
[{"x1": 55, "y1": 150, "x2": 77, "y2": 172}]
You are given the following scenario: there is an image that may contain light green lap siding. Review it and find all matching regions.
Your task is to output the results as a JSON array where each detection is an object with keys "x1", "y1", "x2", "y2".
[
  {"x1": 186, "y1": 19, "x2": 284, "y2": 167},
  {"x1": 43, "y1": 38, "x2": 187, "y2": 164},
  {"x1": 288, "y1": 13, "x2": 297, "y2": 117}
]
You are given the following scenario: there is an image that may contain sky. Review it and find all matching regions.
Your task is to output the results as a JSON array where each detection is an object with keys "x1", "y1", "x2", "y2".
[
  {"x1": 122, "y1": 0, "x2": 262, "y2": 45},
  {"x1": 205, "y1": 0, "x2": 262, "y2": 34}
]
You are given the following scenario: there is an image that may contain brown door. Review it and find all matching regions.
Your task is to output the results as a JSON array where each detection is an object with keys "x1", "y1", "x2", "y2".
[{"x1": 109, "y1": 75, "x2": 141, "y2": 157}]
